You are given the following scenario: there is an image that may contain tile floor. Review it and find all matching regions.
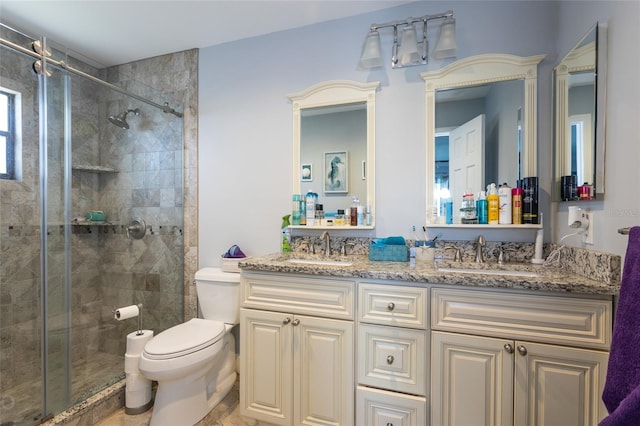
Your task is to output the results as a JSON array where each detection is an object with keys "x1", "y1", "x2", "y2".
[{"x1": 95, "y1": 380, "x2": 247, "y2": 426}]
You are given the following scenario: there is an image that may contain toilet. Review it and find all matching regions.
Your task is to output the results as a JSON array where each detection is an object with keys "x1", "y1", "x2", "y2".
[{"x1": 138, "y1": 267, "x2": 240, "y2": 426}]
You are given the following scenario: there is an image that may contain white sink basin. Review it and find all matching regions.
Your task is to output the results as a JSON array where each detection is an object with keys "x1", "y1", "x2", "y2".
[
  {"x1": 437, "y1": 267, "x2": 539, "y2": 278},
  {"x1": 287, "y1": 259, "x2": 354, "y2": 267}
]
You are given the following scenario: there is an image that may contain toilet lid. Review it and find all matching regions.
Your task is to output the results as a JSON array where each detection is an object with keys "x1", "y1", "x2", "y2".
[{"x1": 143, "y1": 318, "x2": 225, "y2": 360}]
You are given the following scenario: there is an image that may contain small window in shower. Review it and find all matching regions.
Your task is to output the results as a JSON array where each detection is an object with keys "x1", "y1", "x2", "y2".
[{"x1": 0, "y1": 87, "x2": 20, "y2": 181}]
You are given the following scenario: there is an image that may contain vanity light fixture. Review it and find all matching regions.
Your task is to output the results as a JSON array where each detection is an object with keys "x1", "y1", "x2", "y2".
[{"x1": 358, "y1": 10, "x2": 457, "y2": 69}]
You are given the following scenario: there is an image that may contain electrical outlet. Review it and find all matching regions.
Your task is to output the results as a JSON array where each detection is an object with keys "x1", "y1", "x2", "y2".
[{"x1": 583, "y1": 211, "x2": 594, "y2": 245}]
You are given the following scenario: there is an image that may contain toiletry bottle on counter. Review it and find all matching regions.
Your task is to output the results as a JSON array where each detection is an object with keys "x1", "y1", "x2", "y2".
[
  {"x1": 498, "y1": 183, "x2": 512, "y2": 224},
  {"x1": 291, "y1": 194, "x2": 301, "y2": 225},
  {"x1": 350, "y1": 196, "x2": 359, "y2": 226},
  {"x1": 487, "y1": 183, "x2": 499, "y2": 224},
  {"x1": 305, "y1": 191, "x2": 317, "y2": 226},
  {"x1": 512, "y1": 187, "x2": 523, "y2": 224},
  {"x1": 522, "y1": 177, "x2": 539, "y2": 224},
  {"x1": 476, "y1": 191, "x2": 488, "y2": 224},
  {"x1": 460, "y1": 191, "x2": 477, "y2": 224},
  {"x1": 281, "y1": 215, "x2": 291, "y2": 252}
]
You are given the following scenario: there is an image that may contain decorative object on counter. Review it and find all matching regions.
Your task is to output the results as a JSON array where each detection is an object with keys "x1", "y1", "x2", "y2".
[
  {"x1": 221, "y1": 244, "x2": 247, "y2": 273},
  {"x1": 281, "y1": 215, "x2": 291, "y2": 253},
  {"x1": 522, "y1": 176, "x2": 539, "y2": 224},
  {"x1": 512, "y1": 187, "x2": 523, "y2": 224},
  {"x1": 415, "y1": 240, "x2": 436, "y2": 262},
  {"x1": 369, "y1": 236, "x2": 408, "y2": 262},
  {"x1": 601, "y1": 227, "x2": 640, "y2": 425},
  {"x1": 498, "y1": 183, "x2": 512, "y2": 224},
  {"x1": 85, "y1": 210, "x2": 106, "y2": 222},
  {"x1": 358, "y1": 9, "x2": 456, "y2": 69}
]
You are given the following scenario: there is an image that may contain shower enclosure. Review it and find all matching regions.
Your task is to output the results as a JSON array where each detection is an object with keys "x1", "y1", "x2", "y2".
[{"x1": 0, "y1": 25, "x2": 185, "y2": 425}]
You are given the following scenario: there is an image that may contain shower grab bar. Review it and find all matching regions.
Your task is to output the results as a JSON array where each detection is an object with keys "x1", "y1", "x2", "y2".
[
  {"x1": 618, "y1": 227, "x2": 631, "y2": 235},
  {"x1": 0, "y1": 35, "x2": 183, "y2": 118}
]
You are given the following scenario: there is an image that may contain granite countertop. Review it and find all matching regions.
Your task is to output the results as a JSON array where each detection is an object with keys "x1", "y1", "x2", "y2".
[{"x1": 239, "y1": 252, "x2": 620, "y2": 296}]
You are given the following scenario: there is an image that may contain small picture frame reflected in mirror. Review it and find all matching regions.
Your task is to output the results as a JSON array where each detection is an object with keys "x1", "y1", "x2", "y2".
[
  {"x1": 301, "y1": 164, "x2": 313, "y2": 181},
  {"x1": 324, "y1": 151, "x2": 348, "y2": 193}
]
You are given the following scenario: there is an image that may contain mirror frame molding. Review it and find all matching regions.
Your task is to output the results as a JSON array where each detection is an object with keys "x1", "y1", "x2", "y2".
[
  {"x1": 288, "y1": 80, "x2": 380, "y2": 228},
  {"x1": 421, "y1": 53, "x2": 545, "y2": 222}
]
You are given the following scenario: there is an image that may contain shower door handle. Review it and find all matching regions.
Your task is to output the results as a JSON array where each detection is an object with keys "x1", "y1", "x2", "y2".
[{"x1": 126, "y1": 217, "x2": 146, "y2": 239}]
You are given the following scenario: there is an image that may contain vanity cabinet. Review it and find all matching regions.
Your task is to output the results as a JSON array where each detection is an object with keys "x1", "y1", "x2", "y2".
[
  {"x1": 356, "y1": 282, "x2": 428, "y2": 425},
  {"x1": 430, "y1": 287, "x2": 612, "y2": 426},
  {"x1": 239, "y1": 272, "x2": 355, "y2": 426}
]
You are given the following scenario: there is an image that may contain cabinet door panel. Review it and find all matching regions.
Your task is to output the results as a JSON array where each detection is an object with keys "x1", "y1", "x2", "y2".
[
  {"x1": 431, "y1": 331, "x2": 513, "y2": 426},
  {"x1": 514, "y1": 341, "x2": 609, "y2": 426},
  {"x1": 240, "y1": 308, "x2": 293, "y2": 426},
  {"x1": 295, "y1": 315, "x2": 354, "y2": 426}
]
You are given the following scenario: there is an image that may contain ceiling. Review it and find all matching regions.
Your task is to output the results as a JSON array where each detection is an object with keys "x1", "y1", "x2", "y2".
[{"x1": 1, "y1": 0, "x2": 410, "y2": 68}]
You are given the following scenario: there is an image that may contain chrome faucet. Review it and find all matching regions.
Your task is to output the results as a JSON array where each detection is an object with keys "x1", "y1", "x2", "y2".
[
  {"x1": 320, "y1": 231, "x2": 331, "y2": 256},
  {"x1": 475, "y1": 234, "x2": 486, "y2": 263}
]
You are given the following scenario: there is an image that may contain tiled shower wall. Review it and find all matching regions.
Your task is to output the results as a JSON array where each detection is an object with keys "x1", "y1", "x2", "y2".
[{"x1": 0, "y1": 22, "x2": 198, "y2": 420}]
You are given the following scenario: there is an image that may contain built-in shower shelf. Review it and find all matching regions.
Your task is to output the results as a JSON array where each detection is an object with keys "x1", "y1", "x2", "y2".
[{"x1": 72, "y1": 165, "x2": 118, "y2": 173}]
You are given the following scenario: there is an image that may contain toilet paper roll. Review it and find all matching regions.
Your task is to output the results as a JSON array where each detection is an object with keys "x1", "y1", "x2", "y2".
[
  {"x1": 126, "y1": 330, "x2": 154, "y2": 355},
  {"x1": 114, "y1": 305, "x2": 139, "y2": 321}
]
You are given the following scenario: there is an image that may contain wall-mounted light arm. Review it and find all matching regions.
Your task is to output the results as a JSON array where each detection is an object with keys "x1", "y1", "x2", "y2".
[{"x1": 359, "y1": 10, "x2": 456, "y2": 70}]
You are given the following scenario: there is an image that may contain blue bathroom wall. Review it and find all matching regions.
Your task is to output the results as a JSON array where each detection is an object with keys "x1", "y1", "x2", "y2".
[{"x1": 197, "y1": 1, "x2": 639, "y2": 266}]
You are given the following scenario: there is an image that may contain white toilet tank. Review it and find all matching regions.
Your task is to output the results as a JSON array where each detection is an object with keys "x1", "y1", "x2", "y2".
[{"x1": 194, "y1": 267, "x2": 241, "y2": 324}]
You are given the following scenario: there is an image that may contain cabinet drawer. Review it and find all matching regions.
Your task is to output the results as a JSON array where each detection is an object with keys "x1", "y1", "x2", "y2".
[
  {"x1": 358, "y1": 283, "x2": 427, "y2": 328},
  {"x1": 241, "y1": 272, "x2": 355, "y2": 320},
  {"x1": 358, "y1": 324, "x2": 427, "y2": 396},
  {"x1": 356, "y1": 385, "x2": 426, "y2": 426},
  {"x1": 431, "y1": 287, "x2": 612, "y2": 350}
]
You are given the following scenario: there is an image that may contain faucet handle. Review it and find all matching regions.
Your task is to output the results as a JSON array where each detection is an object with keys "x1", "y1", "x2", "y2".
[
  {"x1": 497, "y1": 247, "x2": 517, "y2": 264},
  {"x1": 444, "y1": 246, "x2": 463, "y2": 262},
  {"x1": 341, "y1": 240, "x2": 356, "y2": 256}
]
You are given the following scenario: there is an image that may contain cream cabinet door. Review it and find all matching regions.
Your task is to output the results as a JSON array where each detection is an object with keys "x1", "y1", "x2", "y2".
[
  {"x1": 240, "y1": 308, "x2": 293, "y2": 426},
  {"x1": 294, "y1": 314, "x2": 354, "y2": 426},
  {"x1": 241, "y1": 309, "x2": 354, "y2": 426},
  {"x1": 514, "y1": 341, "x2": 609, "y2": 426},
  {"x1": 431, "y1": 331, "x2": 514, "y2": 426}
]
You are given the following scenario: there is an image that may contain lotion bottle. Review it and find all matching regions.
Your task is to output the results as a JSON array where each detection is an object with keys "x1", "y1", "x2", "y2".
[
  {"x1": 487, "y1": 183, "x2": 499, "y2": 224},
  {"x1": 476, "y1": 191, "x2": 488, "y2": 224}
]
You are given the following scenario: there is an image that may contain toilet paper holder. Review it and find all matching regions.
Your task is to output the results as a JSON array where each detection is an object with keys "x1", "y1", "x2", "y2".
[{"x1": 114, "y1": 303, "x2": 145, "y2": 336}]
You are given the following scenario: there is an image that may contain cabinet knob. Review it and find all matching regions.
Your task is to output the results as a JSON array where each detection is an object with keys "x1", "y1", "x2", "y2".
[
  {"x1": 282, "y1": 317, "x2": 291, "y2": 325},
  {"x1": 292, "y1": 318, "x2": 300, "y2": 326},
  {"x1": 504, "y1": 343, "x2": 514, "y2": 354},
  {"x1": 386, "y1": 423, "x2": 394, "y2": 426},
  {"x1": 387, "y1": 302, "x2": 395, "y2": 311},
  {"x1": 386, "y1": 355, "x2": 394, "y2": 364},
  {"x1": 517, "y1": 345, "x2": 528, "y2": 356}
]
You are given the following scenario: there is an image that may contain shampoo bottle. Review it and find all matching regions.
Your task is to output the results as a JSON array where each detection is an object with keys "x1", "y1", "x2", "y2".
[
  {"x1": 487, "y1": 183, "x2": 499, "y2": 224},
  {"x1": 498, "y1": 182, "x2": 512, "y2": 224}
]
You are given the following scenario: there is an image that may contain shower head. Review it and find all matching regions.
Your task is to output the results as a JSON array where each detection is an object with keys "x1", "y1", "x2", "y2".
[{"x1": 108, "y1": 108, "x2": 140, "y2": 129}]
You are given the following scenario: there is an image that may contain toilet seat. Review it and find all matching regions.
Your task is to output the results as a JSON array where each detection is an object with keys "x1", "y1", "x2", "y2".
[{"x1": 143, "y1": 318, "x2": 225, "y2": 360}]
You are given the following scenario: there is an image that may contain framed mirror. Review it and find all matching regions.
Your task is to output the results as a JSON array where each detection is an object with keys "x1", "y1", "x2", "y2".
[
  {"x1": 553, "y1": 23, "x2": 607, "y2": 201},
  {"x1": 289, "y1": 80, "x2": 380, "y2": 228},
  {"x1": 421, "y1": 54, "x2": 545, "y2": 224}
]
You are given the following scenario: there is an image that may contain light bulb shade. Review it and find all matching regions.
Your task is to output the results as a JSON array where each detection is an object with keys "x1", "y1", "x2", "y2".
[
  {"x1": 433, "y1": 17, "x2": 457, "y2": 59},
  {"x1": 398, "y1": 25, "x2": 420, "y2": 66},
  {"x1": 358, "y1": 31, "x2": 384, "y2": 69}
]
